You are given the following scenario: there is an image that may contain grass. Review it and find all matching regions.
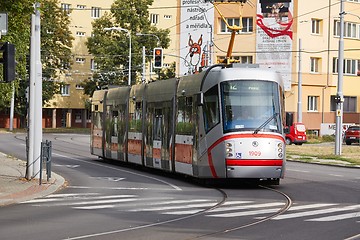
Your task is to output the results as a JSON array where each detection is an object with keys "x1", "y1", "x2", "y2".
[{"x1": 286, "y1": 143, "x2": 360, "y2": 166}]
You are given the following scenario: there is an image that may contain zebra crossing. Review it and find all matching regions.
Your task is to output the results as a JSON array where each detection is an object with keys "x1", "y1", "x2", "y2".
[{"x1": 22, "y1": 193, "x2": 360, "y2": 222}]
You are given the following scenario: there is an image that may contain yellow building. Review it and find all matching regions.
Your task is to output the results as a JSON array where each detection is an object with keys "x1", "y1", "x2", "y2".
[
  {"x1": 46, "y1": 1, "x2": 113, "y2": 128},
  {"x1": 49, "y1": 0, "x2": 359, "y2": 134},
  {"x1": 204, "y1": 0, "x2": 360, "y2": 134}
]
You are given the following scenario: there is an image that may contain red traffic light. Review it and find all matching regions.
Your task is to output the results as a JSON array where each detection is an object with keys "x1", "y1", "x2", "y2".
[{"x1": 153, "y1": 48, "x2": 163, "y2": 69}]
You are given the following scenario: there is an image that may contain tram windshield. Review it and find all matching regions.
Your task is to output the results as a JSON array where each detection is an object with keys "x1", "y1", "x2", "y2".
[{"x1": 221, "y1": 80, "x2": 282, "y2": 134}]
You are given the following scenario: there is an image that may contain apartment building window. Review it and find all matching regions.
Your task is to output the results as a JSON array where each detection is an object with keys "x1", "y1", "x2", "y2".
[
  {"x1": 76, "y1": 31, "x2": 85, "y2": 37},
  {"x1": 75, "y1": 85, "x2": 84, "y2": 90},
  {"x1": 334, "y1": 20, "x2": 359, "y2": 39},
  {"x1": 61, "y1": 84, "x2": 70, "y2": 96},
  {"x1": 90, "y1": 59, "x2": 97, "y2": 71},
  {"x1": 332, "y1": 57, "x2": 359, "y2": 75},
  {"x1": 220, "y1": 17, "x2": 253, "y2": 33},
  {"x1": 216, "y1": 55, "x2": 253, "y2": 63},
  {"x1": 76, "y1": 58, "x2": 85, "y2": 64},
  {"x1": 77, "y1": 5, "x2": 85, "y2": 9},
  {"x1": 310, "y1": 57, "x2": 320, "y2": 73},
  {"x1": 150, "y1": 14, "x2": 159, "y2": 25},
  {"x1": 164, "y1": 15, "x2": 172, "y2": 19},
  {"x1": 307, "y1": 96, "x2": 318, "y2": 111},
  {"x1": 61, "y1": 3, "x2": 71, "y2": 15},
  {"x1": 330, "y1": 96, "x2": 357, "y2": 112},
  {"x1": 91, "y1": 7, "x2": 101, "y2": 18},
  {"x1": 311, "y1": 19, "x2": 321, "y2": 34}
]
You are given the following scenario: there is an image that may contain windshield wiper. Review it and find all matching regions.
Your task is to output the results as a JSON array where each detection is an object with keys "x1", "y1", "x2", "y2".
[{"x1": 253, "y1": 113, "x2": 279, "y2": 134}]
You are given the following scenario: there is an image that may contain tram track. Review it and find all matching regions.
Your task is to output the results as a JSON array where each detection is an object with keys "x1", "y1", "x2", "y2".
[
  {"x1": 183, "y1": 185, "x2": 292, "y2": 240},
  {"x1": 13, "y1": 133, "x2": 293, "y2": 240}
]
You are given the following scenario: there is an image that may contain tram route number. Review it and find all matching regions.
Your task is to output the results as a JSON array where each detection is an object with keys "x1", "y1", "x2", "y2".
[{"x1": 249, "y1": 151, "x2": 261, "y2": 157}]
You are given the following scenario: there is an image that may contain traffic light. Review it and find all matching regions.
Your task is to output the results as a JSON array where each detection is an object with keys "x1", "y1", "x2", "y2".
[
  {"x1": 0, "y1": 42, "x2": 16, "y2": 82},
  {"x1": 153, "y1": 47, "x2": 163, "y2": 69}
]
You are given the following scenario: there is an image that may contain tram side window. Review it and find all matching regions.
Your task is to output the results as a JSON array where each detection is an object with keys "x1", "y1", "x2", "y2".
[
  {"x1": 153, "y1": 109, "x2": 163, "y2": 141},
  {"x1": 129, "y1": 101, "x2": 142, "y2": 132},
  {"x1": 112, "y1": 111, "x2": 118, "y2": 137},
  {"x1": 203, "y1": 86, "x2": 220, "y2": 132},
  {"x1": 177, "y1": 96, "x2": 194, "y2": 135}
]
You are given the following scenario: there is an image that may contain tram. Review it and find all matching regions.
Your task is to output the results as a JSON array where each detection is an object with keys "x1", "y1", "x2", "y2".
[{"x1": 90, "y1": 63, "x2": 286, "y2": 185}]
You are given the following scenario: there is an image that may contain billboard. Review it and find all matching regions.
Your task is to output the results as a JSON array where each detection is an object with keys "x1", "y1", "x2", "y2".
[
  {"x1": 180, "y1": 0, "x2": 214, "y2": 76},
  {"x1": 256, "y1": 0, "x2": 293, "y2": 91}
]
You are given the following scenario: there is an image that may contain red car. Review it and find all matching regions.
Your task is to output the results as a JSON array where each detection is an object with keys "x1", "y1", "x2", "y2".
[
  {"x1": 344, "y1": 125, "x2": 360, "y2": 145},
  {"x1": 284, "y1": 122, "x2": 307, "y2": 145}
]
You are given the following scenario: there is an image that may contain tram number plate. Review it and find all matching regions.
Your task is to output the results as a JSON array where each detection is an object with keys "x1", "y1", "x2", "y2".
[{"x1": 249, "y1": 151, "x2": 261, "y2": 157}]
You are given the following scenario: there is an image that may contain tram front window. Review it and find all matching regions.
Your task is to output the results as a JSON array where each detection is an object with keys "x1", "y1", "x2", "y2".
[{"x1": 221, "y1": 80, "x2": 282, "y2": 133}]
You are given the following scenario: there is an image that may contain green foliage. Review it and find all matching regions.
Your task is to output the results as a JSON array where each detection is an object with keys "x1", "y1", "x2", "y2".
[
  {"x1": 157, "y1": 62, "x2": 176, "y2": 80},
  {"x1": 0, "y1": 0, "x2": 73, "y2": 122},
  {"x1": 176, "y1": 122, "x2": 194, "y2": 135},
  {"x1": 84, "y1": 0, "x2": 171, "y2": 96}
]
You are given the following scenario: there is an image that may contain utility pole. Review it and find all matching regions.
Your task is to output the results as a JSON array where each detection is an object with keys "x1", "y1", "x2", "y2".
[
  {"x1": 335, "y1": 0, "x2": 344, "y2": 155},
  {"x1": 297, "y1": 38, "x2": 302, "y2": 123},
  {"x1": 27, "y1": 3, "x2": 42, "y2": 179},
  {"x1": 142, "y1": 46, "x2": 146, "y2": 83}
]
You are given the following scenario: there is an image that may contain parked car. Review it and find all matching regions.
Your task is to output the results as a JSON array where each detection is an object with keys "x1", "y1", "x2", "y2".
[
  {"x1": 344, "y1": 125, "x2": 360, "y2": 145},
  {"x1": 284, "y1": 122, "x2": 307, "y2": 145}
]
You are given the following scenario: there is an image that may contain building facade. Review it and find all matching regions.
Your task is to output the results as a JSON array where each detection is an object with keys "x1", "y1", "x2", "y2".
[{"x1": 1, "y1": 0, "x2": 359, "y2": 134}]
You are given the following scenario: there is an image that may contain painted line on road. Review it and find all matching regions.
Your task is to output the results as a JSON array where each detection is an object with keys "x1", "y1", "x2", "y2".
[
  {"x1": 344, "y1": 233, "x2": 360, "y2": 240},
  {"x1": 329, "y1": 174, "x2": 344, "y2": 177},
  {"x1": 272, "y1": 204, "x2": 360, "y2": 220},
  {"x1": 306, "y1": 211, "x2": 360, "y2": 222},
  {"x1": 286, "y1": 168, "x2": 310, "y2": 173},
  {"x1": 52, "y1": 152, "x2": 182, "y2": 191},
  {"x1": 67, "y1": 186, "x2": 165, "y2": 191}
]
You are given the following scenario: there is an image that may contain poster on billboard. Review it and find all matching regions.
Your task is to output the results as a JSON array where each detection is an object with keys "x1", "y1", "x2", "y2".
[
  {"x1": 180, "y1": 0, "x2": 214, "y2": 76},
  {"x1": 256, "y1": 0, "x2": 293, "y2": 91}
]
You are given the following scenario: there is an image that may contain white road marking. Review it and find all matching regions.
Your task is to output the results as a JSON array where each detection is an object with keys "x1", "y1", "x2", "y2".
[
  {"x1": 272, "y1": 205, "x2": 360, "y2": 220},
  {"x1": 207, "y1": 202, "x2": 285, "y2": 217},
  {"x1": 286, "y1": 168, "x2": 310, "y2": 173},
  {"x1": 24, "y1": 195, "x2": 136, "y2": 204},
  {"x1": 306, "y1": 212, "x2": 360, "y2": 221},
  {"x1": 209, "y1": 202, "x2": 279, "y2": 213},
  {"x1": 329, "y1": 174, "x2": 344, "y2": 177},
  {"x1": 130, "y1": 202, "x2": 217, "y2": 212}
]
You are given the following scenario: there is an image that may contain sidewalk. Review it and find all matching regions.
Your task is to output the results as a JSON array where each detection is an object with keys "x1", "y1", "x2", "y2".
[{"x1": 0, "y1": 152, "x2": 65, "y2": 207}]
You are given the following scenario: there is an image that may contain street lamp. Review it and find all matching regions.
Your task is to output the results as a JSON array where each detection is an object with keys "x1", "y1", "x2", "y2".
[
  {"x1": 136, "y1": 33, "x2": 161, "y2": 83},
  {"x1": 136, "y1": 33, "x2": 161, "y2": 46},
  {"x1": 104, "y1": 27, "x2": 132, "y2": 86},
  {"x1": 335, "y1": 0, "x2": 344, "y2": 155}
]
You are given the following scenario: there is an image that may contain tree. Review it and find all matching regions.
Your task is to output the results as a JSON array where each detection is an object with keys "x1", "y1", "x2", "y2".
[
  {"x1": 157, "y1": 62, "x2": 176, "y2": 80},
  {"x1": 84, "y1": 0, "x2": 170, "y2": 96},
  {"x1": 0, "y1": 0, "x2": 73, "y2": 126}
]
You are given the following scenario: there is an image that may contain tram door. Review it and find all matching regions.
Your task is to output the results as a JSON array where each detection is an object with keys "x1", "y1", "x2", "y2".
[
  {"x1": 90, "y1": 90, "x2": 107, "y2": 157},
  {"x1": 152, "y1": 109, "x2": 163, "y2": 169}
]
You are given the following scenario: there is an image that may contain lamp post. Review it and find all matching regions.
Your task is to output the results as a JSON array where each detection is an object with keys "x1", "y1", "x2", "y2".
[
  {"x1": 136, "y1": 33, "x2": 161, "y2": 82},
  {"x1": 335, "y1": 0, "x2": 344, "y2": 155},
  {"x1": 104, "y1": 27, "x2": 132, "y2": 86}
]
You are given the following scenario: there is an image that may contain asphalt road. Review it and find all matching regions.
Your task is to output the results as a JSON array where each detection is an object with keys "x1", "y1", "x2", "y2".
[{"x1": 0, "y1": 132, "x2": 359, "y2": 240}]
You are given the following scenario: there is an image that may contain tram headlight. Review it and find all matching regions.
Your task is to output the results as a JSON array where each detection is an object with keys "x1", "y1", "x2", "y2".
[
  {"x1": 277, "y1": 142, "x2": 284, "y2": 158},
  {"x1": 225, "y1": 141, "x2": 234, "y2": 158}
]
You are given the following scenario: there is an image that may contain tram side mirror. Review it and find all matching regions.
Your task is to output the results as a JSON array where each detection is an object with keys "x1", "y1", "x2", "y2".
[{"x1": 197, "y1": 92, "x2": 204, "y2": 106}]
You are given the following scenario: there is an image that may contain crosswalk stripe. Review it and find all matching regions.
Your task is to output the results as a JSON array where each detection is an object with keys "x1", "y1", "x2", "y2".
[
  {"x1": 209, "y1": 202, "x2": 283, "y2": 213},
  {"x1": 272, "y1": 205, "x2": 360, "y2": 220},
  {"x1": 130, "y1": 202, "x2": 217, "y2": 212},
  {"x1": 46, "y1": 193, "x2": 99, "y2": 198},
  {"x1": 24, "y1": 195, "x2": 137, "y2": 204},
  {"x1": 73, "y1": 205, "x2": 116, "y2": 210},
  {"x1": 306, "y1": 212, "x2": 360, "y2": 222}
]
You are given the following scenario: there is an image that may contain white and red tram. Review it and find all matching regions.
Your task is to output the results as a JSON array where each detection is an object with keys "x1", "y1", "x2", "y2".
[{"x1": 90, "y1": 64, "x2": 286, "y2": 184}]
